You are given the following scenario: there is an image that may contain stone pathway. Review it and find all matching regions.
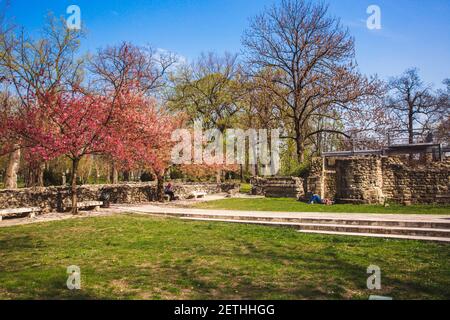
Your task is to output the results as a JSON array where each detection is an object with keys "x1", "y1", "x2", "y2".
[
  {"x1": 0, "y1": 210, "x2": 116, "y2": 228},
  {"x1": 2, "y1": 194, "x2": 449, "y2": 243},
  {"x1": 0, "y1": 193, "x2": 259, "y2": 228},
  {"x1": 111, "y1": 203, "x2": 450, "y2": 222},
  {"x1": 110, "y1": 202, "x2": 450, "y2": 242}
]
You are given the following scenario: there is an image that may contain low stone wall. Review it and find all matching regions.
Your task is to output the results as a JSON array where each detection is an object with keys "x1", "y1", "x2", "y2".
[
  {"x1": 251, "y1": 177, "x2": 304, "y2": 198},
  {"x1": 0, "y1": 182, "x2": 239, "y2": 212},
  {"x1": 172, "y1": 183, "x2": 239, "y2": 198}
]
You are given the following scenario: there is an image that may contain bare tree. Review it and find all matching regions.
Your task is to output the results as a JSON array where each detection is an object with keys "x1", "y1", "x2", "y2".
[
  {"x1": 242, "y1": 0, "x2": 381, "y2": 162},
  {"x1": 90, "y1": 42, "x2": 176, "y2": 97},
  {"x1": 434, "y1": 79, "x2": 450, "y2": 145},
  {"x1": 386, "y1": 68, "x2": 441, "y2": 144}
]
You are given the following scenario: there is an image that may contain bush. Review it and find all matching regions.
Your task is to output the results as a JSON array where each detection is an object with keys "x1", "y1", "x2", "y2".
[
  {"x1": 140, "y1": 172, "x2": 155, "y2": 182},
  {"x1": 169, "y1": 166, "x2": 184, "y2": 180}
]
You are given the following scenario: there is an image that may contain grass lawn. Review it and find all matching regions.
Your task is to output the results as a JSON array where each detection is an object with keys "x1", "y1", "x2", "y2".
[
  {"x1": 0, "y1": 214, "x2": 449, "y2": 299},
  {"x1": 194, "y1": 197, "x2": 450, "y2": 215}
]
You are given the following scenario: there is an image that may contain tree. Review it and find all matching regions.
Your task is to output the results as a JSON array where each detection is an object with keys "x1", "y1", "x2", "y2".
[
  {"x1": 0, "y1": 91, "x2": 21, "y2": 188},
  {"x1": 242, "y1": 0, "x2": 380, "y2": 162},
  {"x1": 169, "y1": 52, "x2": 245, "y2": 182},
  {"x1": 109, "y1": 97, "x2": 180, "y2": 201},
  {"x1": 433, "y1": 79, "x2": 450, "y2": 145},
  {"x1": 7, "y1": 91, "x2": 115, "y2": 213},
  {"x1": 0, "y1": 15, "x2": 84, "y2": 187},
  {"x1": 169, "y1": 52, "x2": 244, "y2": 131},
  {"x1": 386, "y1": 68, "x2": 442, "y2": 144},
  {"x1": 89, "y1": 42, "x2": 177, "y2": 183}
]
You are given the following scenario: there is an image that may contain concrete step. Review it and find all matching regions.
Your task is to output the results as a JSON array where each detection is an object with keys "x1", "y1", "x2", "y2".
[
  {"x1": 179, "y1": 217, "x2": 450, "y2": 242},
  {"x1": 297, "y1": 223, "x2": 450, "y2": 238},
  {"x1": 297, "y1": 230, "x2": 450, "y2": 242},
  {"x1": 164, "y1": 212, "x2": 450, "y2": 230}
]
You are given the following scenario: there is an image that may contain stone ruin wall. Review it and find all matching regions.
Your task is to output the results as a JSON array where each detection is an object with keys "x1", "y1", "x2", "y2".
[
  {"x1": 381, "y1": 157, "x2": 450, "y2": 204},
  {"x1": 334, "y1": 157, "x2": 384, "y2": 204},
  {"x1": 307, "y1": 157, "x2": 337, "y2": 200},
  {"x1": 251, "y1": 176, "x2": 304, "y2": 198},
  {"x1": 308, "y1": 156, "x2": 450, "y2": 205},
  {"x1": 0, "y1": 182, "x2": 240, "y2": 212}
]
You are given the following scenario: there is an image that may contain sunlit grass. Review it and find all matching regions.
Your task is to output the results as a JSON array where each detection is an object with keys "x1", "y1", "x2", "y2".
[{"x1": 0, "y1": 214, "x2": 449, "y2": 299}]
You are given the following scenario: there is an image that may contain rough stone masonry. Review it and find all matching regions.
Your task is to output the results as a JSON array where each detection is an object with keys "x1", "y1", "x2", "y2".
[
  {"x1": 0, "y1": 182, "x2": 240, "y2": 213},
  {"x1": 307, "y1": 155, "x2": 450, "y2": 205}
]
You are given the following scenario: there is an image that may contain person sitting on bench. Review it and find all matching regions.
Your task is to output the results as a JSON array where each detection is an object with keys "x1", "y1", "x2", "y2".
[{"x1": 164, "y1": 183, "x2": 175, "y2": 201}]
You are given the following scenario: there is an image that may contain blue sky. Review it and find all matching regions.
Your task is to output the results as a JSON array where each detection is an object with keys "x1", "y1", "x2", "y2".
[{"x1": 3, "y1": 0, "x2": 450, "y2": 88}]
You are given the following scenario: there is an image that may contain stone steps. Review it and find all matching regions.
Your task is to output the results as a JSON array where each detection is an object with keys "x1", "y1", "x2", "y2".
[
  {"x1": 163, "y1": 212, "x2": 450, "y2": 242},
  {"x1": 164, "y1": 212, "x2": 450, "y2": 229},
  {"x1": 296, "y1": 223, "x2": 450, "y2": 238},
  {"x1": 297, "y1": 230, "x2": 450, "y2": 242}
]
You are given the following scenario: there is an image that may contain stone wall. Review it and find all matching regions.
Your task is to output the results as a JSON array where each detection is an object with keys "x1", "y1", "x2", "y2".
[
  {"x1": 307, "y1": 157, "x2": 337, "y2": 200},
  {"x1": 334, "y1": 157, "x2": 384, "y2": 204},
  {"x1": 381, "y1": 157, "x2": 450, "y2": 204},
  {"x1": 251, "y1": 177, "x2": 304, "y2": 198},
  {"x1": 307, "y1": 156, "x2": 450, "y2": 205},
  {"x1": 0, "y1": 182, "x2": 239, "y2": 212}
]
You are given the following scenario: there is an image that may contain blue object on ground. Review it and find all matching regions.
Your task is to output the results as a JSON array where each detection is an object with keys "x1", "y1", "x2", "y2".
[{"x1": 309, "y1": 194, "x2": 322, "y2": 204}]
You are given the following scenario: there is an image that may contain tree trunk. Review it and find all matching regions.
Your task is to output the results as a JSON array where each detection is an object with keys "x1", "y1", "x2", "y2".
[
  {"x1": 94, "y1": 161, "x2": 99, "y2": 184},
  {"x1": 295, "y1": 136, "x2": 305, "y2": 164},
  {"x1": 408, "y1": 107, "x2": 414, "y2": 144},
  {"x1": 111, "y1": 162, "x2": 119, "y2": 184},
  {"x1": 71, "y1": 158, "x2": 80, "y2": 215},
  {"x1": 156, "y1": 174, "x2": 164, "y2": 202},
  {"x1": 37, "y1": 162, "x2": 45, "y2": 187},
  {"x1": 25, "y1": 163, "x2": 44, "y2": 187},
  {"x1": 4, "y1": 147, "x2": 21, "y2": 189},
  {"x1": 87, "y1": 157, "x2": 93, "y2": 184},
  {"x1": 216, "y1": 169, "x2": 222, "y2": 184}
]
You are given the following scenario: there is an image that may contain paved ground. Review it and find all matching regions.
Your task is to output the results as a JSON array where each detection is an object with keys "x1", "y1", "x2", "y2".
[
  {"x1": 1, "y1": 193, "x2": 449, "y2": 228},
  {"x1": 0, "y1": 194, "x2": 256, "y2": 228}
]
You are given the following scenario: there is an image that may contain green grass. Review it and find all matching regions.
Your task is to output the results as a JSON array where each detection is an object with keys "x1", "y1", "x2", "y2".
[
  {"x1": 194, "y1": 198, "x2": 450, "y2": 215},
  {"x1": 0, "y1": 214, "x2": 449, "y2": 299},
  {"x1": 240, "y1": 183, "x2": 252, "y2": 194}
]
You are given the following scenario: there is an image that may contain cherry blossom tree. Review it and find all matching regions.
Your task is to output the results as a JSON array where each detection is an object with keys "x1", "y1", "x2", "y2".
[
  {"x1": 90, "y1": 42, "x2": 177, "y2": 183},
  {"x1": 6, "y1": 91, "x2": 112, "y2": 212},
  {"x1": 110, "y1": 97, "x2": 181, "y2": 200}
]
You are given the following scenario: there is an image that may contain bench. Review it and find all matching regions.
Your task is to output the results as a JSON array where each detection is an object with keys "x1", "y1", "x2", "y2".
[
  {"x1": 0, "y1": 207, "x2": 41, "y2": 221},
  {"x1": 62, "y1": 201, "x2": 104, "y2": 211},
  {"x1": 189, "y1": 191, "x2": 207, "y2": 199},
  {"x1": 164, "y1": 195, "x2": 180, "y2": 201}
]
